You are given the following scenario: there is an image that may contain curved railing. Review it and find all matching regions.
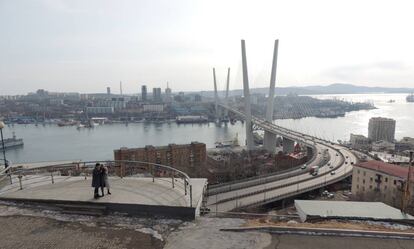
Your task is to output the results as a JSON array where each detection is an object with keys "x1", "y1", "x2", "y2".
[{"x1": 0, "y1": 160, "x2": 194, "y2": 207}]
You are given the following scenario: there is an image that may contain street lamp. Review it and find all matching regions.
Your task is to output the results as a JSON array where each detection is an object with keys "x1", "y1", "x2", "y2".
[{"x1": 0, "y1": 121, "x2": 8, "y2": 168}]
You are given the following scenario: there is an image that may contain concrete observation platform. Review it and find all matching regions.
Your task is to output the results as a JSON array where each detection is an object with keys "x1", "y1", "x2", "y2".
[{"x1": 0, "y1": 176, "x2": 207, "y2": 220}]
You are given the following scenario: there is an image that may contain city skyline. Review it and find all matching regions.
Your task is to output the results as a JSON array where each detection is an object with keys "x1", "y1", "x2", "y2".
[{"x1": 2, "y1": 0, "x2": 414, "y2": 95}]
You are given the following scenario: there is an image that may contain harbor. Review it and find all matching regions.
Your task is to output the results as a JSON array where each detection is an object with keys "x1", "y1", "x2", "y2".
[{"x1": 1, "y1": 93, "x2": 414, "y2": 164}]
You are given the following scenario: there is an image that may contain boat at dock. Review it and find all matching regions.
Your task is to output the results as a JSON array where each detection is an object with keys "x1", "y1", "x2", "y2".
[
  {"x1": 1, "y1": 132, "x2": 24, "y2": 151},
  {"x1": 57, "y1": 120, "x2": 78, "y2": 127},
  {"x1": 176, "y1": 115, "x2": 208, "y2": 124}
]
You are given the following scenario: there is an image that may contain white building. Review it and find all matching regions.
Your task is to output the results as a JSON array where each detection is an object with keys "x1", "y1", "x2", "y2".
[
  {"x1": 350, "y1": 133, "x2": 370, "y2": 150},
  {"x1": 86, "y1": 107, "x2": 114, "y2": 114},
  {"x1": 372, "y1": 140, "x2": 395, "y2": 152},
  {"x1": 143, "y1": 104, "x2": 164, "y2": 112}
]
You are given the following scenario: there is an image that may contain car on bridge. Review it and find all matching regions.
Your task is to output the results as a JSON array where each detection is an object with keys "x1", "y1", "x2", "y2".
[{"x1": 310, "y1": 166, "x2": 319, "y2": 176}]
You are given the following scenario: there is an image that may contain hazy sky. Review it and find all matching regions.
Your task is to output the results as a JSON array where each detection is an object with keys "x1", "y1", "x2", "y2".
[{"x1": 1, "y1": 0, "x2": 414, "y2": 95}]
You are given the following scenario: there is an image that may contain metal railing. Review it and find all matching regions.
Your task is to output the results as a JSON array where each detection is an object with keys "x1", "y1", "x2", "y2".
[
  {"x1": 237, "y1": 170, "x2": 353, "y2": 210},
  {"x1": 0, "y1": 160, "x2": 194, "y2": 207}
]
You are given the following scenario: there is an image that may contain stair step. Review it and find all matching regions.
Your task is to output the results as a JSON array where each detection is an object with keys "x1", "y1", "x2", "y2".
[
  {"x1": 56, "y1": 204, "x2": 107, "y2": 211},
  {"x1": 61, "y1": 210, "x2": 104, "y2": 216}
]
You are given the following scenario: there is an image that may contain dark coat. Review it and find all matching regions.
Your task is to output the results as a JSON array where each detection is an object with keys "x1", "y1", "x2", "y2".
[
  {"x1": 91, "y1": 168, "x2": 103, "y2": 188},
  {"x1": 102, "y1": 167, "x2": 110, "y2": 188}
]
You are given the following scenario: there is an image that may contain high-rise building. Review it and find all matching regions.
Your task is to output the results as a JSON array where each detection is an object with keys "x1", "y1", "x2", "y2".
[
  {"x1": 194, "y1": 94, "x2": 202, "y2": 102},
  {"x1": 153, "y1": 87, "x2": 162, "y2": 102},
  {"x1": 107, "y1": 87, "x2": 111, "y2": 95},
  {"x1": 141, "y1": 85, "x2": 147, "y2": 101},
  {"x1": 164, "y1": 82, "x2": 172, "y2": 102},
  {"x1": 368, "y1": 117, "x2": 396, "y2": 142}
]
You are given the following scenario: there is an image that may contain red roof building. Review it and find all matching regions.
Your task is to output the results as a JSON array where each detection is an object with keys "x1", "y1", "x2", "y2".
[
  {"x1": 351, "y1": 160, "x2": 414, "y2": 210},
  {"x1": 355, "y1": 160, "x2": 414, "y2": 180}
]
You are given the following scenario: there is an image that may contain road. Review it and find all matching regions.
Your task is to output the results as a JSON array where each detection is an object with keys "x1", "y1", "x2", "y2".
[{"x1": 206, "y1": 105, "x2": 358, "y2": 212}]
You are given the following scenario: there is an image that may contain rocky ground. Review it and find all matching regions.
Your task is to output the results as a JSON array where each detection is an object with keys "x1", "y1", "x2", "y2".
[
  {"x1": 1, "y1": 202, "x2": 414, "y2": 249},
  {"x1": 0, "y1": 215, "x2": 163, "y2": 249}
]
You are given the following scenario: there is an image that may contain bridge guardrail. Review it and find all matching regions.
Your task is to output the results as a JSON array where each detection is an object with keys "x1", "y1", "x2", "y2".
[
  {"x1": 236, "y1": 170, "x2": 352, "y2": 210},
  {"x1": 210, "y1": 105, "x2": 322, "y2": 195},
  {"x1": 209, "y1": 107, "x2": 345, "y2": 197},
  {"x1": 208, "y1": 144, "x2": 351, "y2": 206}
]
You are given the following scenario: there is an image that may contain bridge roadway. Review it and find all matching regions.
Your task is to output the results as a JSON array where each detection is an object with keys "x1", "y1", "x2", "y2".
[{"x1": 206, "y1": 105, "x2": 358, "y2": 212}]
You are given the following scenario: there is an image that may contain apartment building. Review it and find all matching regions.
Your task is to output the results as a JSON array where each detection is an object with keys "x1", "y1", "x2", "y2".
[
  {"x1": 114, "y1": 142, "x2": 206, "y2": 177},
  {"x1": 351, "y1": 160, "x2": 414, "y2": 209}
]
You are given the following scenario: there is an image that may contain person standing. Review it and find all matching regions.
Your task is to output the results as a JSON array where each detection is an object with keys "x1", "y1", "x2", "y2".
[
  {"x1": 102, "y1": 165, "x2": 111, "y2": 195},
  {"x1": 92, "y1": 163, "x2": 102, "y2": 199}
]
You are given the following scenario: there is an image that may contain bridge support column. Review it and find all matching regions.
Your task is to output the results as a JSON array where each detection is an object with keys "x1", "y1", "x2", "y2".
[
  {"x1": 241, "y1": 40, "x2": 254, "y2": 151},
  {"x1": 263, "y1": 40, "x2": 279, "y2": 154},
  {"x1": 213, "y1": 68, "x2": 219, "y2": 120},
  {"x1": 307, "y1": 146, "x2": 313, "y2": 159},
  {"x1": 263, "y1": 134, "x2": 277, "y2": 153},
  {"x1": 224, "y1": 67, "x2": 230, "y2": 118},
  {"x1": 282, "y1": 137, "x2": 295, "y2": 154}
]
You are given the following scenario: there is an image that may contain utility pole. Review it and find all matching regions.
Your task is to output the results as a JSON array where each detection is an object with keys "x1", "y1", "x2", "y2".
[{"x1": 0, "y1": 121, "x2": 7, "y2": 168}]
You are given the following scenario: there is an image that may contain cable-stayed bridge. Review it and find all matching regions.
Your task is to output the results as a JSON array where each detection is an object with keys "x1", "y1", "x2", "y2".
[{"x1": 206, "y1": 40, "x2": 357, "y2": 212}]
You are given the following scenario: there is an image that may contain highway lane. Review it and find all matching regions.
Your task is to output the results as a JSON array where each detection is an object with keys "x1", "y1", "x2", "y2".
[
  {"x1": 206, "y1": 105, "x2": 358, "y2": 212},
  {"x1": 207, "y1": 144, "x2": 344, "y2": 207},
  {"x1": 207, "y1": 148, "x2": 327, "y2": 196},
  {"x1": 208, "y1": 145, "x2": 357, "y2": 212}
]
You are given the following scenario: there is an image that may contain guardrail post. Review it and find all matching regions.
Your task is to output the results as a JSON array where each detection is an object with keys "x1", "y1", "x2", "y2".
[
  {"x1": 18, "y1": 175, "x2": 22, "y2": 190},
  {"x1": 184, "y1": 179, "x2": 187, "y2": 195},
  {"x1": 83, "y1": 162, "x2": 87, "y2": 180},
  {"x1": 51, "y1": 172, "x2": 54, "y2": 184},
  {"x1": 152, "y1": 165, "x2": 155, "y2": 183},
  {"x1": 172, "y1": 174, "x2": 175, "y2": 188},
  {"x1": 190, "y1": 185, "x2": 193, "y2": 207},
  {"x1": 120, "y1": 162, "x2": 124, "y2": 179}
]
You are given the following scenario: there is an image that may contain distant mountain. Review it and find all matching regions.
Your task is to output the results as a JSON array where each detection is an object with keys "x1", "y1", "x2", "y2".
[
  {"x1": 198, "y1": 83, "x2": 414, "y2": 97},
  {"x1": 291, "y1": 83, "x2": 414, "y2": 94}
]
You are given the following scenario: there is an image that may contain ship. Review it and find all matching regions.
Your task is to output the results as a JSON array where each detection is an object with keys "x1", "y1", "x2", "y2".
[
  {"x1": 215, "y1": 133, "x2": 239, "y2": 148},
  {"x1": 406, "y1": 94, "x2": 414, "y2": 102},
  {"x1": 57, "y1": 119, "x2": 78, "y2": 127},
  {"x1": 176, "y1": 115, "x2": 208, "y2": 124},
  {"x1": 1, "y1": 132, "x2": 24, "y2": 151}
]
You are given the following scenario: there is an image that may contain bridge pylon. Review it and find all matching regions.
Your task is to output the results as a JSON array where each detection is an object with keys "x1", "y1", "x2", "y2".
[
  {"x1": 212, "y1": 68, "x2": 231, "y2": 121},
  {"x1": 212, "y1": 68, "x2": 219, "y2": 120},
  {"x1": 241, "y1": 40, "x2": 254, "y2": 151},
  {"x1": 224, "y1": 67, "x2": 230, "y2": 118},
  {"x1": 263, "y1": 40, "x2": 279, "y2": 154}
]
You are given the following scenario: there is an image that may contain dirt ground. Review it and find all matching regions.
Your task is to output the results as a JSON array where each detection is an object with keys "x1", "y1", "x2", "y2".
[
  {"x1": 246, "y1": 218, "x2": 414, "y2": 233},
  {"x1": 264, "y1": 234, "x2": 414, "y2": 249},
  {"x1": 0, "y1": 215, "x2": 164, "y2": 249}
]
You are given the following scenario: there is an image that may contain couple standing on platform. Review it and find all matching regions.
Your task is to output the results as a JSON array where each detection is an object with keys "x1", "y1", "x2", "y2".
[{"x1": 91, "y1": 163, "x2": 111, "y2": 199}]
